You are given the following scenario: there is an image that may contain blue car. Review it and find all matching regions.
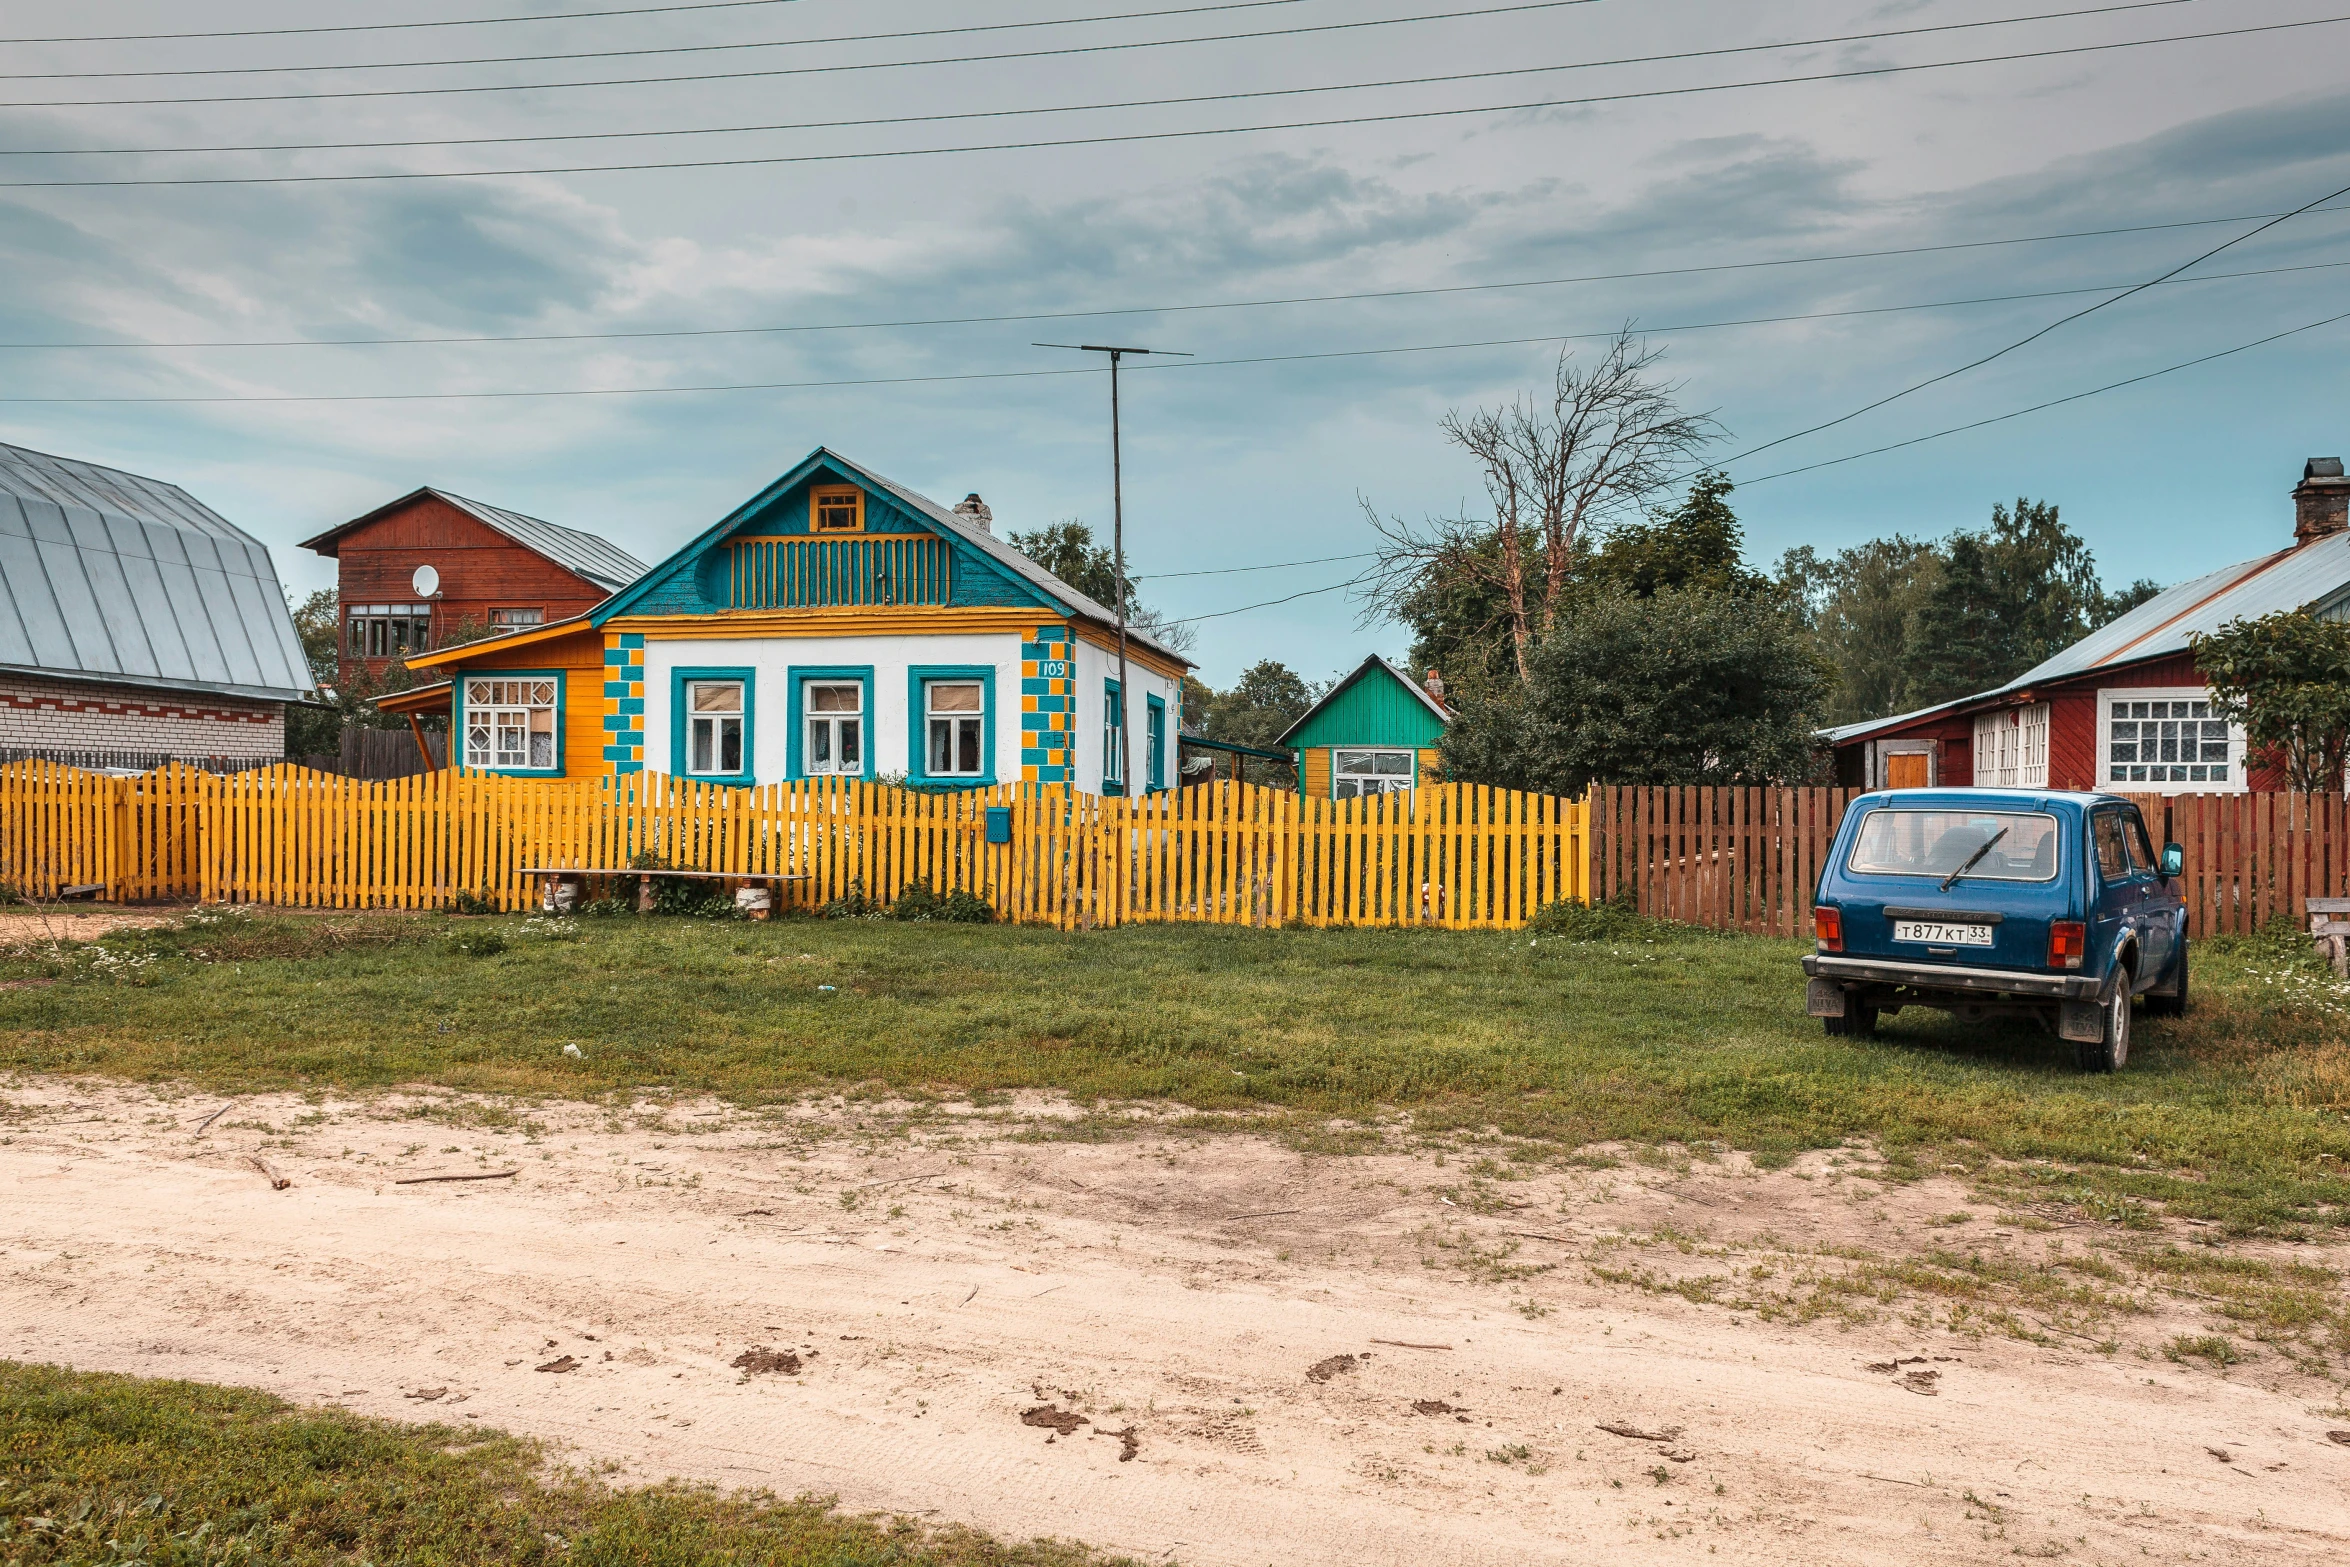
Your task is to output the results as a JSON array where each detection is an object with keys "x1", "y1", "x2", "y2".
[{"x1": 1801, "y1": 789, "x2": 2188, "y2": 1071}]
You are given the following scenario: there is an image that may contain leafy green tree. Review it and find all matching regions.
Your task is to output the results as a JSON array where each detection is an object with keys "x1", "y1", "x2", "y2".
[
  {"x1": 1009, "y1": 518, "x2": 1194, "y2": 653},
  {"x1": 1578, "y1": 472, "x2": 1766, "y2": 599},
  {"x1": 283, "y1": 589, "x2": 343, "y2": 756},
  {"x1": 1390, "y1": 526, "x2": 1539, "y2": 700},
  {"x1": 2191, "y1": 610, "x2": 2350, "y2": 794},
  {"x1": 1440, "y1": 586, "x2": 1832, "y2": 793},
  {"x1": 1900, "y1": 498, "x2": 2106, "y2": 706},
  {"x1": 1190, "y1": 658, "x2": 1321, "y2": 787},
  {"x1": 1775, "y1": 537, "x2": 1943, "y2": 725}
]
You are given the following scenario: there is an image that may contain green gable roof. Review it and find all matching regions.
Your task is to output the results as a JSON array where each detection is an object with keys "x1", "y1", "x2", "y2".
[{"x1": 1278, "y1": 655, "x2": 1449, "y2": 751}]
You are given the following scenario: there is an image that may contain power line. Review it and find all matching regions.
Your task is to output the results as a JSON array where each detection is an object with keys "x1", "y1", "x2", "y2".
[
  {"x1": 1718, "y1": 175, "x2": 2350, "y2": 471},
  {"x1": 2, "y1": 2, "x2": 2196, "y2": 157},
  {"x1": 0, "y1": 0, "x2": 1594, "y2": 107},
  {"x1": 8, "y1": 256, "x2": 2335, "y2": 403},
  {"x1": 12, "y1": 205, "x2": 2346, "y2": 351},
  {"x1": 1162, "y1": 568, "x2": 1382, "y2": 626},
  {"x1": 8, "y1": 13, "x2": 2334, "y2": 187},
  {"x1": 1742, "y1": 305, "x2": 2350, "y2": 486},
  {"x1": 4, "y1": 0, "x2": 825, "y2": 45},
  {"x1": 0, "y1": 0, "x2": 1446, "y2": 80},
  {"x1": 1134, "y1": 551, "x2": 1376, "y2": 579}
]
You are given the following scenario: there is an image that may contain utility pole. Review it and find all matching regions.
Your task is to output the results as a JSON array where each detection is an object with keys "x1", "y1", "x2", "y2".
[{"x1": 1035, "y1": 341, "x2": 1187, "y2": 796}]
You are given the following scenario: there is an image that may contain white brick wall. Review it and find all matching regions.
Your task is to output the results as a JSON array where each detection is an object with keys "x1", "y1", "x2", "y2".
[{"x1": 0, "y1": 672, "x2": 284, "y2": 761}]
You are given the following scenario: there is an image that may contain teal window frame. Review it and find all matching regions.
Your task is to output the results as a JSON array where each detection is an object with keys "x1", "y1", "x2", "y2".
[
  {"x1": 787, "y1": 665, "x2": 876, "y2": 781},
  {"x1": 670, "y1": 666, "x2": 756, "y2": 787},
  {"x1": 1146, "y1": 693, "x2": 1166, "y2": 792},
  {"x1": 906, "y1": 664, "x2": 996, "y2": 788},
  {"x1": 1101, "y1": 677, "x2": 1126, "y2": 797},
  {"x1": 454, "y1": 668, "x2": 566, "y2": 777}
]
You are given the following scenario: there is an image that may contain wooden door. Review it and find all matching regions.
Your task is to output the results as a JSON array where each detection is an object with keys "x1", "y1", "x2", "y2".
[{"x1": 1885, "y1": 753, "x2": 1930, "y2": 790}]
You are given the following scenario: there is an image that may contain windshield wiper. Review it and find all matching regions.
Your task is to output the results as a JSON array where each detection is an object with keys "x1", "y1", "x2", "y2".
[{"x1": 1939, "y1": 827, "x2": 2008, "y2": 892}]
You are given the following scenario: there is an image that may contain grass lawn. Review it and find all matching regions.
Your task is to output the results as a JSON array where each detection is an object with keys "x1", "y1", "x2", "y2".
[
  {"x1": 0, "y1": 1361, "x2": 1110, "y2": 1566},
  {"x1": 1, "y1": 907, "x2": 2346, "y2": 1232}
]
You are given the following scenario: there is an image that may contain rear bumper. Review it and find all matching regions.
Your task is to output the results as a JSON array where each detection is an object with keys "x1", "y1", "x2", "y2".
[{"x1": 1801, "y1": 953, "x2": 2100, "y2": 1001}]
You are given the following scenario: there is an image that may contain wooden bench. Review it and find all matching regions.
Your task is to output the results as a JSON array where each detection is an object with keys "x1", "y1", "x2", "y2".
[
  {"x1": 2307, "y1": 897, "x2": 2350, "y2": 977},
  {"x1": 519, "y1": 867, "x2": 804, "y2": 919}
]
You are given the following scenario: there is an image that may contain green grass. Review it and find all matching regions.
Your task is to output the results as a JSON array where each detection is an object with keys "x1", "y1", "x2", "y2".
[
  {"x1": 0, "y1": 1360, "x2": 1113, "y2": 1566},
  {"x1": 1, "y1": 907, "x2": 2347, "y2": 1233}
]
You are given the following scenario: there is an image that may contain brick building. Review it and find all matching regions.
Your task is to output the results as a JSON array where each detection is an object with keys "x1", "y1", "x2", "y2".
[
  {"x1": 1824, "y1": 457, "x2": 2350, "y2": 792},
  {"x1": 0, "y1": 441, "x2": 314, "y2": 768},
  {"x1": 299, "y1": 488, "x2": 644, "y2": 677}
]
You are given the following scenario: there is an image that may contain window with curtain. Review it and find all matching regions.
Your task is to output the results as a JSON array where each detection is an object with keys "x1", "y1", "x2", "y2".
[
  {"x1": 686, "y1": 680, "x2": 744, "y2": 776},
  {"x1": 1102, "y1": 683, "x2": 1124, "y2": 787},
  {"x1": 805, "y1": 681, "x2": 862, "y2": 774},
  {"x1": 463, "y1": 678, "x2": 557, "y2": 771},
  {"x1": 925, "y1": 680, "x2": 984, "y2": 776}
]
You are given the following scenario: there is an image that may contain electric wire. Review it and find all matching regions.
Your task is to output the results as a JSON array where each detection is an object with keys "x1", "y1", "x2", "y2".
[
  {"x1": 1717, "y1": 174, "x2": 2350, "y2": 471},
  {"x1": 0, "y1": 0, "x2": 1597, "y2": 106},
  {"x1": 1741, "y1": 305, "x2": 2350, "y2": 486},
  {"x1": 1161, "y1": 568, "x2": 1382, "y2": 626},
  {"x1": 7, "y1": 13, "x2": 2334, "y2": 187},
  {"x1": 0, "y1": 0, "x2": 1549, "y2": 80},
  {"x1": 3, "y1": 0, "x2": 831, "y2": 44},
  {"x1": 1133, "y1": 551, "x2": 1376, "y2": 579},
  {"x1": 2, "y1": 2, "x2": 2200, "y2": 158},
  {"x1": 9, "y1": 253, "x2": 2338, "y2": 403},
  {"x1": 12, "y1": 204, "x2": 2346, "y2": 351}
]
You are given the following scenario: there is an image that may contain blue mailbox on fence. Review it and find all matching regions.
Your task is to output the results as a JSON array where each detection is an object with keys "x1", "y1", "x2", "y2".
[{"x1": 984, "y1": 806, "x2": 1012, "y2": 845}]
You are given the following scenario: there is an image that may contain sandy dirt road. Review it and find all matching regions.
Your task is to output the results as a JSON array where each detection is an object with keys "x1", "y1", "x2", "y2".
[{"x1": 2, "y1": 1079, "x2": 2345, "y2": 1565}]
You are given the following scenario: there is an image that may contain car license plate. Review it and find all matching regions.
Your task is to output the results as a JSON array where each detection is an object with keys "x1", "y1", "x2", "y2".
[{"x1": 1893, "y1": 920, "x2": 1993, "y2": 946}]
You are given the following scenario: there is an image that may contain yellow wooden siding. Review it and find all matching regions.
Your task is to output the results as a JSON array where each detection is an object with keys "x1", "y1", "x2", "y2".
[
  {"x1": 1417, "y1": 748, "x2": 1442, "y2": 783},
  {"x1": 429, "y1": 626, "x2": 605, "y2": 779},
  {"x1": 1301, "y1": 747, "x2": 1330, "y2": 798}
]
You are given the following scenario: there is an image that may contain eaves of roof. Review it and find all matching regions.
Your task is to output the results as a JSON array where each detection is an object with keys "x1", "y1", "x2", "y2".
[{"x1": 1273, "y1": 654, "x2": 1448, "y2": 749}]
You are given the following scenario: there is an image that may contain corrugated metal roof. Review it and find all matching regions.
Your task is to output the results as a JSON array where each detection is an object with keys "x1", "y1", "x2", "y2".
[
  {"x1": 1275, "y1": 655, "x2": 1449, "y2": 748},
  {"x1": 303, "y1": 486, "x2": 646, "y2": 593},
  {"x1": 847, "y1": 453, "x2": 1192, "y2": 666},
  {"x1": 1821, "y1": 528, "x2": 2350, "y2": 744},
  {"x1": 0, "y1": 440, "x2": 314, "y2": 703},
  {"x1": 429, "y1": 489, "x2": 646, "y2": 592}
]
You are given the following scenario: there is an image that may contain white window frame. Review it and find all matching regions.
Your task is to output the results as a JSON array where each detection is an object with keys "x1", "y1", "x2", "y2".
[
  {"x1": 924, "y1": 679, "x2": 985, "y2": 778},
  {"x1": 463, "y1": 677, "x2": 558, "y2": 772},
  {"x1": 1333, "y1": 748, "x2": 1416, "y2": 799},
  {"x1": 804, "y1": 680, "x2": 863, "y2": 776},
  {"x1": 2098, "y1": 687, "x2": 2245, "y2": 793},
  {"x1": 684, "y1": 679, "x2": 745, "y2": 778},
  {"x1": 1102, "y1": 682, "x2": 1125, "y2": 787},
  {"x1": 1972, "y1": 703, "x2": 2049, "y2": 789}
]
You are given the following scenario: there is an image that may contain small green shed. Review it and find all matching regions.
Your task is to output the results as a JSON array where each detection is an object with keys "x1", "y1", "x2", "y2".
[{"x1": 1277, "y1": 655, "x2": 1451, "y2": 798}]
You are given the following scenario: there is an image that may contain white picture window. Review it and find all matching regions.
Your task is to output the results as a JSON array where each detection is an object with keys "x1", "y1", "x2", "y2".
[
  {"x1": 2101, "y1": 689, "x2": 2242, "y2": 791},
  {"x1": 925, "y1": 680, "x2": 984, "y2": 776},
  {"x1": 686, "y1": 680, "x2": 744, "y2": 776},
  {"x1": 1103, "y1": 684, "x2": 1125, "y2": 786},
  {"x1": 463, "y1": 677, "x2": 557, "y2": 771},
  {"x1": 1972, "y1": 703, "x2": 2048, "y2": 789},
  {"x1": 805, "y1": 681, "x2": 862, "y2": 775},
  {"x1": 1333, "y1": 748, "x2": 1415, "y2": 799}
]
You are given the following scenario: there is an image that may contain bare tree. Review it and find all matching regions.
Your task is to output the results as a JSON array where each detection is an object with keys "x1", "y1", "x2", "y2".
[{"x1": 1362, "y1": 329, "x2": 1721, "y2": 683}]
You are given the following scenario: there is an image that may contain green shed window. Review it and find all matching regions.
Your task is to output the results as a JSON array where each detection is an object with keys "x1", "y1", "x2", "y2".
[{"x1": 1333, "y1": 748, "x2": 1413, "y2": 799}]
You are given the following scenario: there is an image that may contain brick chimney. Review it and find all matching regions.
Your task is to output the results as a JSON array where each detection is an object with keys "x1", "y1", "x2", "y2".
[
  {"x1": 952, "y1": 493, "x2": 993, "y2": 535},
  {"x1": 2295, "y1": 457, "x2": 2347, "y2": 543}
]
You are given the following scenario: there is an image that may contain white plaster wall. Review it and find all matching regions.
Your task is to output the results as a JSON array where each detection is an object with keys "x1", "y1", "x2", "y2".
[
  {"x1": 641, "y1": 634, "x2": 1024, "y2": 783},
  {"x1": 1068, "y1": 636, "x2": 1182, "y2": 793}
]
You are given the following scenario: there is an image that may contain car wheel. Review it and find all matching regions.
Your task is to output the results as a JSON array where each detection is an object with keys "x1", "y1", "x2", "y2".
[
  {"x1": 1824, "y1": 1000, "x2": 1878, "y2": 1038},
  {"x1": 2076, "y1": 975, "x2": 2130, "y2": 1071},
  {"x1": 2146, "y1": 943, "x2": 2188, "y2": 1018}
]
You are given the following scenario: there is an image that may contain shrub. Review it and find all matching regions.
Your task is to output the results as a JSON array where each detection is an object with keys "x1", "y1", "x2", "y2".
[
  {"x1": 449, "y1": 888, "x2": 499, "y2": 916},
  {"x1": 446, "y1": 926, "x2": 508, "y2": 958},
  {"x1": 1528, "y1": 888, "x2": 1654, "y2": 941},
  {"x1": 819, "y1": 880, "x2": 879, "y2": 920},
  {"x1": 888, "y1": 882, "x2": 994, "y2": 923}
]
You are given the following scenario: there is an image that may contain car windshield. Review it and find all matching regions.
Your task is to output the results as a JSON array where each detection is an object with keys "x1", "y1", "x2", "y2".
[{"x1": 1845, "y1": 809, "x2": 2061, "y2": 882}]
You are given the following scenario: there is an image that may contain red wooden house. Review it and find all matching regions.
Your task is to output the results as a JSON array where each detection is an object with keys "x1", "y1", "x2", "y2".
[
  {"x1": 1826, "y1": 457, "x2": 2350, "y2": 793},
  {"x1": 300, "y1": 487, "x2": 645, "y2": 678}
]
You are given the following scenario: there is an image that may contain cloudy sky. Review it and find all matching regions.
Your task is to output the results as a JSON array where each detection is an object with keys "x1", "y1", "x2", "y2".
[{"x1": 2, "y1": 0, "x2": 2346, "y2": 684}]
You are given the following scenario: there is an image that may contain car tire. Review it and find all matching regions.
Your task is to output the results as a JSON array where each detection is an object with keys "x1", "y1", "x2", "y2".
[
  {"x1": 2076, "y1": 974, "x2": 2131, "y2": 1072},
  {"x1": 1824, "y1": 1000, "x2": 1878, "y2": 1038},
  {"x1": 2146, "y1": 943, "x2": 2188, "y2": 1018}
]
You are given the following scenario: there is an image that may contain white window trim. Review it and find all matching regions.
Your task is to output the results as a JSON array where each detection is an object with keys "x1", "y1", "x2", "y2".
[
  {"x1": 684, "y1": 679, "x2": 746, "y2": 778},
  {"x1": 2097, "y1": 686, "x2": 2246, "y2": 794},
  {"x1": 462, "y1": 676, "x2": 558, "y2": 772},
  {"x1": 804, "y1": 680, "x2": 863, "y2": 776},
  {"x1": 1332, "y1": 747, "x2": 1417, "y2": 798},
  {"x1": 1972, "y1": 703, "x2": 2049, "y2": 789},
  {"x1": 924, "y1": 680, "x2": 986, "y2": 778},
  {"x1": 1102, "y1": 682, "x2": 1125, "y2": 786}
]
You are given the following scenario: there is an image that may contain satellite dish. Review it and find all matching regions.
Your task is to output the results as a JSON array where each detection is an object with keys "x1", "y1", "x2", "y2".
[{"x1": 411, "y1": 564, "x2": 440, "y2": 597}]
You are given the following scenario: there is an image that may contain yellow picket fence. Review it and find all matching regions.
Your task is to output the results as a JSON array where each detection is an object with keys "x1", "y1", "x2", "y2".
[{"x1": 0, "y1": 761, "x2": 1588, "y2": 930}]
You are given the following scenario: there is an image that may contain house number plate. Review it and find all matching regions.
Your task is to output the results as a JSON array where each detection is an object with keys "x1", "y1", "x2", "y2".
[
  {"x1": 1037, "y1": 660, "x2": 1072, "y2": 678},
  {"x1": 1893, "y1": 920, "x2": 1993, "y2": 946}
]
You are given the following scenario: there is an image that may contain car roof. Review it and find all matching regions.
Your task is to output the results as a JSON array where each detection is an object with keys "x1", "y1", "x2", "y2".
[{"x1": 1846, "y1": 788, "x2": 2122, "y2": 813}]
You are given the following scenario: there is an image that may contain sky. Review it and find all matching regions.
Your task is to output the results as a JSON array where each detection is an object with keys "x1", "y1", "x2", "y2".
[{"x1": 2, "y1": 0, "x2": 2347, "y2": 686}]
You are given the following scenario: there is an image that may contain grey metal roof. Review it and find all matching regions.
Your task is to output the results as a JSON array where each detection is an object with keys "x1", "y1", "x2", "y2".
[
  {"x1": 303, "y1": 486, "x2": 646, "y2": 593},
  {"x1": 1821, "y1": 528, "x2": 2350, "y2": 744},
  {"x1": 847, "y1": 453, "x2": 1192, "y2": 666},
  {"x1": 0, "y1": 440, "x2": 314, "y2": 703}
]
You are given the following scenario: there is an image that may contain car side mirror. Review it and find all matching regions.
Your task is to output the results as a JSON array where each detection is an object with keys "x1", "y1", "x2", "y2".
[{"x1": 2160, "y1": 842, "x2": 2183, "y2": 878}]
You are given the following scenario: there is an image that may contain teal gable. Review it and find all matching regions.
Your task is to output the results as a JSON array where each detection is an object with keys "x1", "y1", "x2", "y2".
[
  {"x1": 596, "y1": 450, "x2": 1070, "y2": 623},
  {"x1": 1275, "y1": 655, "x2": 1452, "y2": 798}
]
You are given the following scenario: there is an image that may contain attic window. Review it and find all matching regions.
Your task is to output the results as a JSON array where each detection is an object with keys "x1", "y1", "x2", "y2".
[{"x1": 811, "y1": 486, "x2": 863, "y2": 534}]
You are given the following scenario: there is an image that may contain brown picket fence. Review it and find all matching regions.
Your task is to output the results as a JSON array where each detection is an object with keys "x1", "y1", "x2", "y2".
[
  {"x1": 1591, "y1": 786, "x2": 2350, "y2": 937},
  {"x1": 0, "y1": 761, "x2": 1587, "y2": 931}
]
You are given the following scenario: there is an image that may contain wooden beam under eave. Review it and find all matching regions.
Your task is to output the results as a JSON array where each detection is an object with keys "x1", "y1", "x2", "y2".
[{"x1": 408, "y1": 713, "x2": 438, "y2": 770}]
